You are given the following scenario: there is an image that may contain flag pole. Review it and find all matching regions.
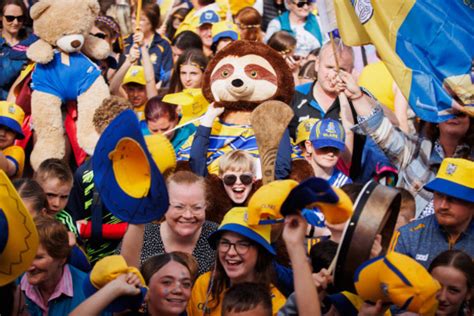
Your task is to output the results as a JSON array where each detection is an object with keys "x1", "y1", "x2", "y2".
[{"x1": 135, "y1": 0, "x2": 143, "y2": 32}]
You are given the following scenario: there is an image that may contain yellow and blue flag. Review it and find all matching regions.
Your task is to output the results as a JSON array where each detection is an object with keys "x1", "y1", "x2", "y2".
[{"x1": 334, "y1": 0, "x2": 474, "y2": 122}]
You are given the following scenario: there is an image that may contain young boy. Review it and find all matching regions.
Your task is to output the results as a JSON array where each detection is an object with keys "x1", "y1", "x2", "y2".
[
  {"x1": 305, "y1": 118, "x2": 352, "y2": 187},
  {"x1": 0, "y1": 101, "x2": 25, "y2": 179},
  {"x1": 34, "y1": 158, "x2": 76, "y2": 233},
  {"x1": 222, "y1": 282, "x2": 272, "y2": 316}
]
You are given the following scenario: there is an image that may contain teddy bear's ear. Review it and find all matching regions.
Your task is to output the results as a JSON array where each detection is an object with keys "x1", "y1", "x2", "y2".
[
  {"x1": 86, "y1": 0, "x2": 101, "y2": 16},
  {"x1": 30, "y1": 0, "x2": 52, "y2": 20}
]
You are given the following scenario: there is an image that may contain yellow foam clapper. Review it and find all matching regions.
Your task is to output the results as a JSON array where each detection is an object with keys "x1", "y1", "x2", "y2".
[
  {"x1": 108, "y1": 137, "x2": 151, "y2": 198},
  {"x1": 247, "y1": 180, "x2": 299, "y2": 225},
  {"x1": 311, "y1": 187, "x2": 353, "y2": 224},
  {"x1": 144, "y1": 134, "x2": 177, "y2": 174}
]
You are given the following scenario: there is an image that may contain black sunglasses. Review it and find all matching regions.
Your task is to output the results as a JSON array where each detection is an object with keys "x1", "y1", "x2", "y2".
[
  {"x1": 293, "y1": 1, "x2": 311, "y2": 8},
  {"x1": 4, "y1": 15, "x2": 25, "y2": 23},
  {"x1": 223, "y1": 174, "x2": 253, "y2": 186},
  {"x1": 90, "y1": 32, "x2": 107, "y2": 39}
]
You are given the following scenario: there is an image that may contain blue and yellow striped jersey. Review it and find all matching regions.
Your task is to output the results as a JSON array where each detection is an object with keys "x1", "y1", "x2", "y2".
[{"x1": 177, "y1": 120, "x2": 259, "y2": 175}]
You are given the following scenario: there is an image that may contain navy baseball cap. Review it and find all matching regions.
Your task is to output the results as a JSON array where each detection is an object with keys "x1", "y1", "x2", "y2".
[{"x1": 309, "y1": 118, "x2": 345, "y2": 151}]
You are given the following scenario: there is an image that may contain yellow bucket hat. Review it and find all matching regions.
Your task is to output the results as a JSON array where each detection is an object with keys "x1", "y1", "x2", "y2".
[
  {"x1": 247, "y1": 180, "x2": 299, "y2": 225},
  {"x1": 208, "y1": 207, "x2": 275, "y2": 255},
  {"x1": 354, "y1": 252, "x2": 440, "y2": 315},
  {"x1": 163, "y1": 88, "x2": 209, "y2": 125},
  {"x1": 211, "y1": 21, "x2": 240, "y2": 45},
  {"x1": 0, "y1": 170, "x2": 39, "y2": 286},
  {"x1": 295, "y1": 118, "x2": 319, "y2": 145},
  {"x1": 424, "y1": 158, "x2": 474, "y2": 202},
  {"x1": 0, "y1": 101, "x2": 25, "y2": 139}
]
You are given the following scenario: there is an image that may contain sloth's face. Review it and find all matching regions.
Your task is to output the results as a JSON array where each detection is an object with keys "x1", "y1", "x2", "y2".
[{"x1": 210, "y1": 54, "x2": 278, "y2": 103}]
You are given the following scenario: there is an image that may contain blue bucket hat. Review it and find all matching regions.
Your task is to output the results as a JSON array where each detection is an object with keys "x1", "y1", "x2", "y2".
[
  {"x1": 309, "y1": 118, "x2": 345, "y2": 151},
  {"x1": 93, "y1": 109, "x2": 169, "y2": 224},
  {"x1": 208, "y1": 207, "x2": 276, "y2": 255}
]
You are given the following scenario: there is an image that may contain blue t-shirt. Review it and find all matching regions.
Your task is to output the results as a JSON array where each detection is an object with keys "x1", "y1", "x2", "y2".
[{"x1": 31, "y1": 51, "x2": 101, "y2": 101}]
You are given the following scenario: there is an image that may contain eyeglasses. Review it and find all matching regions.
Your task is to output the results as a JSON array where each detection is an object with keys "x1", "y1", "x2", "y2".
[
  {"x1": 169, "y1": 203, "x2": 206, "y2": 214},
  {"x1": 90, "y1": 32, "x2": 107, "y2": 39},
  {"x1": 222, "y1": 174, "x2": 253, "y2": 186},
  {"x1": 292, "y1": 1, "x2": 311, "y2": 8},
  {"x1": 218, "y1": 239, "x2": 252, "y2": 255},
  {"x1": 3, "y1": 15, "x2": 25, "y2": 23}
]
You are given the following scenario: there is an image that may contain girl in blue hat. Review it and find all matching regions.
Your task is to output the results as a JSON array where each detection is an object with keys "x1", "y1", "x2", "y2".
[{"x1": 187, "y1": 207, "x2": 287, "y2": 315}]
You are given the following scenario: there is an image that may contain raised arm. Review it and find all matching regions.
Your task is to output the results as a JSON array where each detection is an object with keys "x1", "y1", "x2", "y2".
[
  {"x1": 134, "y1": 31, "x2": 158, "y2": 99},
  {"x1": 282, "y1": 214, "x2": 321, "y2": 316},
  {"x1": 70, "y1": 273, "x2": 142, "y2": 316},
  {"x1": 337, "y1": 70, "x2": 422, "y2": 170},
  {"x1": 120, "y1": 224, "x2": 145, "y2": 268}
]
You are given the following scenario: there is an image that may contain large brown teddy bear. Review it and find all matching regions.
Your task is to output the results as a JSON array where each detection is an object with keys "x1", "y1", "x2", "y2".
[{"x1": 27, "y1": 0, "x2": 110, "y2": 170}]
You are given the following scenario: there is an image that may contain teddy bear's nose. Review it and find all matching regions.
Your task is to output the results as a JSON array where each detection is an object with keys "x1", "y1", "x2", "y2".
[
  {"x1": 71, "y1": 40, "x2": 82, "y2": 48},
  {"x1": 231, "y1": 79, "x2": 244, "y2": 87}
]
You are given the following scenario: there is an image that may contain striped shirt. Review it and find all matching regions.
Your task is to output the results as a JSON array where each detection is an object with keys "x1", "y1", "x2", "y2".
[
  {"x1": 328, "y1": 168, "x2": 353, "y2": 187},
  {"x1": 177, "y1": 120, "x2": 259, "y2": 175}
]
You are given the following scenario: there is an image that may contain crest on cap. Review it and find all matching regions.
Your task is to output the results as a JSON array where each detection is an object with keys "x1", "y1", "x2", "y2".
[{"x1": 445, "y1": 163, "x2": 457, "y2": 175}]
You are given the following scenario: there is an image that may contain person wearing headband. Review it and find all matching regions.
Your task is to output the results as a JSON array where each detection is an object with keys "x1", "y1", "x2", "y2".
[{"x1": 264, "y1": 0, "x2": 322, "y2": 57}]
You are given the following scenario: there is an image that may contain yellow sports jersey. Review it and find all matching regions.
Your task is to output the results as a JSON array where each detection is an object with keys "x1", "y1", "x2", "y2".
[
  {"x1": 177, "y1": 120, "x2": 259, "y2": 175},
  {"x1": 133, "y1": 104, "x2": 146, "y2": 122},
  {"x1": 187, "y1": 271, "x2": 286, "y2": 316},
  {"x1": 358, "y1": 61, "x2": 395, "y2": 111},
  {"x1": 2, "y1": 145, "x2": 25, "y2": 178}
]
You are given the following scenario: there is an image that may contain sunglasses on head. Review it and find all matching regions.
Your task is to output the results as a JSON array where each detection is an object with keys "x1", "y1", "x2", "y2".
[
  {"x1": 293, "y1": 1, "x2": 311, "y2": 8},
  {"x1": 223, "y1": 174, "x2": 253, "y2": 186},
  {"x1": 4, "y1": 15, "x2": 25, "y2": 23}
]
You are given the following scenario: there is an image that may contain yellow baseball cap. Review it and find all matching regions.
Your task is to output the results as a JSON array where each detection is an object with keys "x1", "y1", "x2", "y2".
[
  {"x1": 295, "y1": 118, "x2": 319, "y2": 145},
  {"x1": 83, "y1": 255, "x2": 147, "y2": 312},
  {"x1": 122, "y1": 65, "x2": 146, "y2": 86},
  {"x1": 0, "y1": 101, "x2": 25, "y2": 139},
  {"x1": 208, "y1": 207, "x2": 275, "y2": 255},
  {"x1": 144, "y1": 133, "x2": 177, "y2": 174},
  {"x1": 247, "y1": 180, "x2": 299, "y2": 225},
  {"x1": 424, "y1": 158, "x2": 474, "y2": 202},
  {"x1": 354, "y1": 252, "x2": 440, "y2": 315},
  {"x1": 0, "y1": 170, "x2": 39, "y2": 286},
  {"x1": 162, "y1": 88, "x2": 209, "y2": 125}
]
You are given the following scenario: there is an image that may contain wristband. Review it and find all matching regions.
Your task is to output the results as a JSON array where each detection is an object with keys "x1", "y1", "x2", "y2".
[{"x1": 350, "y1": 92, "x2": 364, "y2": 101}]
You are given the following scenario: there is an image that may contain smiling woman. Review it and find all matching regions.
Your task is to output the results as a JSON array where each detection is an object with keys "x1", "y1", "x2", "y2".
[
  {"x1": 120, "y1": 171, "x2": 218, "y2": 276},
  {"x1": 429, "y1": 250, "x2": 474, "y2": 316},
  {"x1": 187, "y1": 207, "x2": 286, "y2": 316},
  {"x1": 19, "y1": 216, "x2": 87, "y2": 315}
]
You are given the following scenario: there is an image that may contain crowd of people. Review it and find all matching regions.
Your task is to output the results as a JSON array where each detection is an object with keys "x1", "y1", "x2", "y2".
[{"x1": 0, "y1": 0, "x2": 473, "y2": 315}]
